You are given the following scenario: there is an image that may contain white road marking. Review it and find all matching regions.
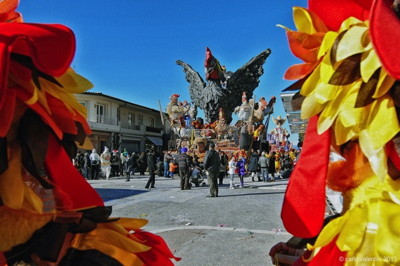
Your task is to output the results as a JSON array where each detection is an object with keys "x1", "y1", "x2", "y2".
[{"x1": 149, "y1": 225, "x2": 290, "y2": 236}]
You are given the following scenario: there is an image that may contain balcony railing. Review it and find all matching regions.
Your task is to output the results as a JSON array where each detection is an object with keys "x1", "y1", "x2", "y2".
[
  {"x1": 126, "y1": 124, "x2": 141, "y2": 130},
  {"x1": 95, "y1": 115, "x2": 118, "y2": 126}
]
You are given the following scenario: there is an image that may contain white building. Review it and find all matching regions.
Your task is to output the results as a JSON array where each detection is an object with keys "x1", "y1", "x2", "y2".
[{"x1": 74, "y1": 92, "x2": 166, "y2": 154}]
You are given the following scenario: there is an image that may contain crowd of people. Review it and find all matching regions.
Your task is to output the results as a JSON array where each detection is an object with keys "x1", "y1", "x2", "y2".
[
  {"x1": 74, "y1": 148, "x2": 141, "y2": 181},
  {"x1": 74, "y1": 144, "x2": 300, "y2": 196}
]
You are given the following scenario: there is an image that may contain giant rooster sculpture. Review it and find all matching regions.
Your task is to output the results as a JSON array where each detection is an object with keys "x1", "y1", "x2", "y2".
[{"x1": 176, "y1": 47, "x2": 271, "y2": 124}]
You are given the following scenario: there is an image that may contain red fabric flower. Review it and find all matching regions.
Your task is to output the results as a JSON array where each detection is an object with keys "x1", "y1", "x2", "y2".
[
  {"x1": 0, "y1": 23, "x2": 76, "y2": 137},
  {"x1": 308, "y1": 0, "x2": 400, "y2": 78}
]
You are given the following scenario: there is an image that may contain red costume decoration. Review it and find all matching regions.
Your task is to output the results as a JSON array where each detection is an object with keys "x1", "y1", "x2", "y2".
[
  {"x1": 0, "y1": 2, "x2": 180, "y2": 265},
  {"x1": 279, "y1": 0, "x2": 400, "y2": 264}
]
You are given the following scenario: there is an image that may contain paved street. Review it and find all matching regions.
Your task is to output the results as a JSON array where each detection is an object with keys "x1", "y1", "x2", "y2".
[{"x1": 89, "y1": 174, "x2": 292, "y2": 266}]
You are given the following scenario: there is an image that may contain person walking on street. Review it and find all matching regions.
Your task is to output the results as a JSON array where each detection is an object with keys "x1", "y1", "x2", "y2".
[
  {"x1": 83, "y1": 152, "x2": 91, "y2": 179},
  {"x1": 110, "y1": 150, "x2": 120, "y2": 177},
  {"x1": 100, "y1": 146, "x2": 112, "y2": 180},
  {"x1": 145, "y1": 150, "x2": 156, "y2": 189},
  {"x1": 236, "y1": 154, "x2": 247, "y2": 188},
  {"x1": 268, "y1": 151, "x2": 276, "y2": 182},
  {"x1": 177, "y1": 147, "x2": 191, "y2": 190},
  {"x1": 258, "y1": 151, "x2": 269, "y2": 182},
  {"x1": 89, "y1": 148, "x2": 100, "y2": 180},
  {"x1": 218, "y1": 150, "x2": 228, "y2": 185},
  {"x1": 120, "y1": 148, "x2": 129, "y2": 176},
  {"x1": 131, "y1": 152, "x2": 138, "y2": 176},
  {"x1": 203, "y1": 142, "x2": 220, "y2": 197},
  {"x1": 74, "y1": 150, "x2": 84, "y2": 175},
  {"x1": 123, "y1": 154, "x2": 133, "y2": 181},
  {"x1": 163, "y1": 150, "x2": 173, "y2": 177},
  {"x1": 228, "y1": 155, "x2": 237, "y2": 189},
  {"x1": 138, "y1": 151, "x2": 147, "y2": 176},
  {"x1": 248, "y1": 149, "x2": 261, "y2": 182},
  {"x1": 169, "y1": 160, "x2": 177, "y2": 179}
]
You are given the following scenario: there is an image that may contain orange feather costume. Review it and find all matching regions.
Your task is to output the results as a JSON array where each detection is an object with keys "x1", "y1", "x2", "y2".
[{"x1": 0, "y1": 1, "x2": 180, "y2": 265}]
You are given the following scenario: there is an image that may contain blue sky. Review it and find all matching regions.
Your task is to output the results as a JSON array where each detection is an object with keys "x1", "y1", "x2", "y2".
[{"x1": 18, "y1": 0, "x2": 308, "y2": 144}]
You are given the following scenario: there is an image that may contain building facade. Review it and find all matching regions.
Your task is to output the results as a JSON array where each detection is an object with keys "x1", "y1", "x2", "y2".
[
  {"x1": 280, "y1": 92, "x2": 307, "y2": 141},
  {"x1": 74, "y1": 92, "x2": 166, "y2": 154}
]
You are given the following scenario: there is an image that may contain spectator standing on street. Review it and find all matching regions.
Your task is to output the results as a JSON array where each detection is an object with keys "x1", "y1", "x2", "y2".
[
  {"x1": 169, "y1": 159, "x2": 178, "y2": 179},
  {"x1": 83, "y1": 152, "x2": 91, "y2": 179},
  {"x1": 138, "y1": 151, "x2": 147, "y2": 175},
  {"x1": 156, "y1": 158, "x2": 164, "y2": 177},
  {"x1": 258, "y1": 151, "x2": 269, "y2": 182},
  {"x1": 89, "y1": 148, "x2": 101, "y2": 180},
  {"x1": 218, "y1": 150, "x2": 228, "y2": 185},
  {"x1": 100, "y1": 146, "x2": 112, "y2": 180},
  {"x1": 74, "y1": 150, "x2": 84, "y2": 175},
  {"x1": 124, "y1": 154, "x2": 133, "y2": 181},
  {"x1": 236, "y1": 154, "x2": 247, "y2": 188},
  {"x1": 228, "y1": 155, "x2": 237, "y2": 189},
  {"x1": 275, "y1": 152, "x2": 282, "y2": 179},
  {"x1": 120, "y1": 148, "x2": 129, "y2": 176},
  {"x1": 268, "y1": 151, "x2": 276, "y2": 182},
  {"x1": 177, "y1": 147, "x2": 191, "y2": 190},
  {"x1": 145, "y1": 150, "x2": 157, "y2": 189},
  {"x1": 248, "y1": 149, "x2": 261, "y2": 182},
  {"x1": 203, "y1": 142, "x2": 220, "y2": 197},
  {"x1": 163, "y1": 150, "x2": 173, "y2": 177},
  {"x1": 131, "y1": 152, "x2": 138, "y2": 175},
  {"x1": 110, "y1": 150, "x2": 120, "y2": 177}
]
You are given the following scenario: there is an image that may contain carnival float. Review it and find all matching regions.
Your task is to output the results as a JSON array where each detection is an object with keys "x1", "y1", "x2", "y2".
[{"x1": 161, "y1": 47, "x2": 291, "y2": 160}]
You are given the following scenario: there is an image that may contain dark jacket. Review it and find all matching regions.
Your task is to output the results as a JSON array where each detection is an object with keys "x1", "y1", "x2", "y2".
[
  {"x1": 268, "y1": 154, "x2": 276, "y2": 173},
  {"x1": 248, "y1": 153, "x2": 259, "y2": 172},
  {"x1": 83, "y1": 153, "x2": 91, "y2": 168},
  {"x1": 164, "y1": 152, "x2": 173, "y2": 163},
  {"x1": 203, "y1": 149, "x2": 220, "y2": 173},
  {"x1": 124, "y1": 156, "x2": 133, "y2": 173},
  {"x1": 177, "y1": 153, "x2": 190, "y2": 170},
  {"x1": 139, "y1": 152, "x2": 147, "y2": 167},
  {"x1": 131, "y1": 154, "x2": 138, "y2": 168},
  {"x1": 147, "y1": 153, "x2": 156, "y2": 173},
  {"x1": 219, "y1": 154, "x2": 228, "y2": 173}
]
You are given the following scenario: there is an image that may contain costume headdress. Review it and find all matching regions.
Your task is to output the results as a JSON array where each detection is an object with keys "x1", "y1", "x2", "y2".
[
  {"x1": 273, "y1": 115, "x2": 286, "y2": 126},
  {"x1": 218, "y1": 107, "x2": 225, "y2": 120},
  {"x1": 170, "y1": 93, "x2": 180, "y2": 100},
  {"x1": 241, "y1": 91, "x2": 247, "y2": 101},
  {"x1": 0, "y1": 1, "x2": 180, "y2": 264},
  {"x1": 280, "y1": 0, "x2": 400, "y2": 263}
]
